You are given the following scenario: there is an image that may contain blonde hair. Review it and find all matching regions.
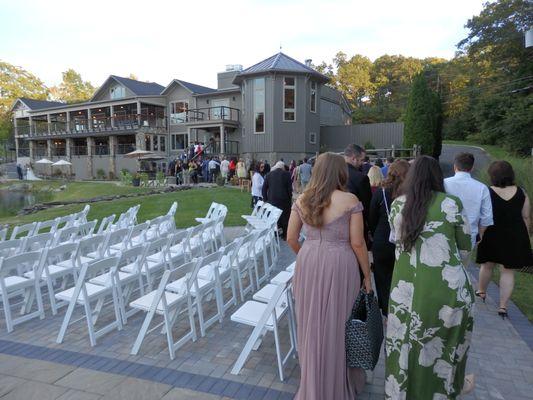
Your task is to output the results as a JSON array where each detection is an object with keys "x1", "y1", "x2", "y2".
[
  {"x1": 368, "y1": 165, "x2": 384, "y2": 187},
  {"x1": 299, "y1": 152, "x2": 347, "y2": 227}
]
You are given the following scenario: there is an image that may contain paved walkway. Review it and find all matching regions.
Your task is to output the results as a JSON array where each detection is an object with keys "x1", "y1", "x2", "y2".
[{"x1": 0, "y1": 237, "x2": 531, "y2": 399}]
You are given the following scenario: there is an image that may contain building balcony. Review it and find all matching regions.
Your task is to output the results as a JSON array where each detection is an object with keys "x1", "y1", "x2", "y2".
[
  {"x1": 17, "y1": 114, "x2": 167, "y2": 139},
  {"x1": 170, "y1": 106, "x2": 240, "y2": 127}
]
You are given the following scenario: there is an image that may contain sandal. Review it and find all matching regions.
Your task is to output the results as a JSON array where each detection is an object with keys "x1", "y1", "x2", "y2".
[
  {"x1": 498, "y1": 307, "x2": 508, "y2": 319},
  {"x1": 475, "y1": 291, "x2": 486, "y2": 303},
  {"x1": 460, "y1": 374, "x2": 475, "y2": 395}
]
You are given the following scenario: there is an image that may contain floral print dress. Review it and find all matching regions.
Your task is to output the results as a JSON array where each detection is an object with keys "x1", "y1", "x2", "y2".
[{"x1": 385, "y1": 192, "x2": 473, "y2": 400}]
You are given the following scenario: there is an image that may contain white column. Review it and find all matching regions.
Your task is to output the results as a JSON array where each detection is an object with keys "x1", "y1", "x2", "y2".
[
  {"x1": 136, "y1": 101, "x2": 141, "y2": 126},
  {"x1": 29, "y1": 116, "x2": 33, "y2": 137},
  {"x1": 219, "y1": 125, "x2": 225, "y2": 154},
  {"x1": 29, "y1": 140, "x2": 34, "y2": 160},
  {"x1": 66, "y1": 112, "x2": 71, "y2": 133},
  {"x1": 110, "y1": 105, "x2": 115, "y2": 128},
  {"x1": 47, "y1": 139, "x2": 52, "y2": 159},
  {"x1": 47, "y1": 114, "x2": 51, "y2": 135}
]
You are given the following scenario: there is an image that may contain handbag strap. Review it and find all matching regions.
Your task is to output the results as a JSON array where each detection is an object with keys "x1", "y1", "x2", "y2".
[{"x1": 382, "y1": 188, "x2": 392, "y2": 220}]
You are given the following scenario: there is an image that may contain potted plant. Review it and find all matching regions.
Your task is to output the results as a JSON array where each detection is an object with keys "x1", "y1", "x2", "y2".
[{"x1": 132, "y1": 173, "x2": 141, "y2": 187}]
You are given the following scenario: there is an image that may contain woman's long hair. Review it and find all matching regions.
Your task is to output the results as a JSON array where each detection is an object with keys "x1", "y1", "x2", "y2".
[
  {"x1": 382, "y1": 160, "x2": 410, "y2": 199},
  {"x1": 368, "y1": 166, "x2": 384, "y2": 187},
  {"x1": 299, "y1": 152, "x2": 347, "y2": 227},
  {"x1": 400, "y1": 156, "x2": 444, "y2": 251}
]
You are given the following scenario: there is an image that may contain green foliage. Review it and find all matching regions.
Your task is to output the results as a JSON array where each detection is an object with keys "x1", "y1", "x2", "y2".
[
  {"x1": 363, "y1": 141, "x2": 375, "y2": 150},
  {"x1": 403, "y1": 74, "x2": 439, "y2": 155},
  {"x1": 50, "y1": 69, "x2": 94, "y2": 103},
  {"x1": 96, "y1": 169, "x2": 106, "y2": 180}
]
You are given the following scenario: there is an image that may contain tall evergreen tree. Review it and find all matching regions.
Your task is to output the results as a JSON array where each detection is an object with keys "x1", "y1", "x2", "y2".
[{"x1": 403, "y1": 74, "x2": 437, "y2": 156}]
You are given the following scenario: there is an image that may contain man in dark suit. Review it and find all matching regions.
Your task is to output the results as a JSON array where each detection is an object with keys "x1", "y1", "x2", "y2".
[
  {"x1": 262, "y1": 161, "x2": 292, "y2": 239},
  {"x1": 344, "y1": 144, "x2": 372, "y2": 240}
]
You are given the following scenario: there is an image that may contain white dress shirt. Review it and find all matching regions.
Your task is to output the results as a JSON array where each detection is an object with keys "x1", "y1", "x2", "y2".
[
  {"x1": 444, "y1": 171, "x2": 493, "y2": 244},
  {"x1": 251, "y1": 172, "x2": 264, "y2": 198}
]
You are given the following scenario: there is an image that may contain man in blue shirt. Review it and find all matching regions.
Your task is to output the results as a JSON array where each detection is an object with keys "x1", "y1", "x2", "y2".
[
  {"x1": 444, "y1": 152, "x2": 493, "y2": 245},
  {"x1": 381, "y1": 157, "x2": 394, "y2": 177}
]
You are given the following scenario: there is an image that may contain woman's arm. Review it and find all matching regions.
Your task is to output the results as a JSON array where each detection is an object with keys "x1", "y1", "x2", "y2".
[
  {"x1": 522, "y1": 192, "x2": 531, "y2": 235},
  {"x1": 287, "y1": 209, "x2": 303, "y2": 254},
  {"x1": 350, "y1": 210, "x2": 372, "y2": 293}
]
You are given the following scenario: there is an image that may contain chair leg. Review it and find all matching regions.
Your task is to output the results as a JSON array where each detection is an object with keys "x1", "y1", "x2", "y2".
[
  {"x1": 56, "y1": 294, "x2": 78, "y2": 343},
  {"x1": 2, "y1": 292, "x2": 14, "y2": 333},
  {"x1": 34, "y1": 282, "x2": 45, "y2": 320},
  {"x1": 272, "y1": 322, "x2": 284, "y2": 381},
  {"x1": 47, "y1": 277, "x2": 58, "y2": 315},
  {"x1": 131, "y1": 308, "x2": 156, "y2": 355},
  {"x1": 163, "y1": 310, "x2": 176, "y2": 360},
  {"x1": 83, "y1": 301, "x2": 97, "y2": 347},
  {"x1": 186, "y1": 296, "x2": 197, "y2": 342},
  {"x1": 196, "y1": 295, "x2": 206, "y2": 337}
]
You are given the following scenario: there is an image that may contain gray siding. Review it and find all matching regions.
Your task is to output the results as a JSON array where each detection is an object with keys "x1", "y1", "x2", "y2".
[
  {"x1": 195, "y1": 92, "x2": 241, "y2": 110},
  {"x1": 217, "y1": 71, "x2": 240, "y2": 89},
  {"x1": 92, "y1": 80, "x2": 135, "y2": 101},
  {"x1": 320, "y1": 122, "x2": 404, "y2": 151}
]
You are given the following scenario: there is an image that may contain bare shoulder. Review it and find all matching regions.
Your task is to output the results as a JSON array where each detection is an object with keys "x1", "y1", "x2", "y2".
[{"x1": 332, "y1": 190, "x2": 359, "y2": 209}]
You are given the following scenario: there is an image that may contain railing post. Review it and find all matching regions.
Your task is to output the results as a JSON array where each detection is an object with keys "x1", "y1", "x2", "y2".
[
  {"x1": 391, "y1": 144, "x2": 395, "y2": 158},
  {"x1": 29, "y1": 116, "x2": 33, "y2": 137},
  {"x1": 66, "y1": 112, "x2": 71, "y2": 133},
  {"x1": 29, "y1": 140, "x2": 34, "y2": 160},
  {"x1": 87, "y1": 109, "x2": 92, "y2": 131},
  {"x1": 47, "y1": 139, "x2": 52, "y2": 159},
  {"x1": 220, "y1": 125, "x2": 225, "y2": 155},
  {"x1": 136, "y1": 101, "x2": 141, "y2": 126},
  {"x1": 47, "y1": 114, "x2": 51, "y2": 136},
  {"x1": 110, "y1": 105, "x2": 115, "y2": 129}
]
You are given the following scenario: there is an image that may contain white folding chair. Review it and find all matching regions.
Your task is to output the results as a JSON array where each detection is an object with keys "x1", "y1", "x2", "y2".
[
  {"x1": 232, "y1": 231, "x2": 258, "y2": 301},
  {"x1": 201, "y1": 220, "x2": 217, "y2": 253},
  {"x1": 230, "y1": 281, "x2": 296, "y2": 381},
  {"x1": 10, "y1": 222, "x2": 37, "y2": 240},
  {"x1": 0, "y1": 251, "x2": 45, "y2": 332},
  {"x1": 34, "y1": 218, "x2": 60, "y2": 235},
  {"x1": 97, "y1": 214, "x2": 116, "y2": 234},
  {"x1": 187, "y1": 224, "x2": 207, "y2": 258},
  {"x1": 55, "y1": 214, "x2": 75, "y2": 231},
  {"x1": 198, "y1": 241, "x2": 239, "y2": 315},
  {"x1": 101, "y1": 227, "x2": 131, "y2": 257},
  {"x1": 166, "y1": 201, "x2": 178, "y2": 218},
  {"x1": 167, "y1": 230, "x2": 191, "y2": 265},
  {"x1": 0, "y1": 227, "x2": 7, "y2": 241},
  {"x1": 76, "y1": 220, "x2": 97, "y2": 238},
  {"x1": 127, "y1": 222, "x2": 150, "y2": 248},
  {"x1": 52, "y1": 225, "x2": 80, "y2": 246},
  {"x1": 56, "y1": 256, "x2": 123, "y2": 346},
  {"x1": 0, "y1": 238, "x2": 25, "y2": 259},
  {"x1": 27, "y1": 242, "x2": 80, "y2": 315},
  {"x1": 130, "y1": 260, "x2": 199, "y2": 360},
  {"x1": 22, "y1": 232, "x2": 54, "y2": 252},
  {"x1": 137, "y1": 236, "x2": 170, "y2": 290},
  {"x1": 167, "y1": 250, "x2": 223, "y2": 337},
  {"x1": 194, "y1": 202, "x2": 219, "y2": 224},
  {"x1": 56, "y1": 234, "x2": 105, "y2": 271},
  {"x1": 91, "y1": 244, "x2": 148, "y2": 324}
]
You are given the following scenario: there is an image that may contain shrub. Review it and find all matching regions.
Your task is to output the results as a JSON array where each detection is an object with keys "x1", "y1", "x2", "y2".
[{"x1": 96, "y1": 169, "x2": 106, "y2": 180}]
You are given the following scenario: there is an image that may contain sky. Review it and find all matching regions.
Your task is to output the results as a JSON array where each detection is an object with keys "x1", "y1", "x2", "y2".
[{"x1": 0, "y1": 0, "x2": 485, "y2": 89}]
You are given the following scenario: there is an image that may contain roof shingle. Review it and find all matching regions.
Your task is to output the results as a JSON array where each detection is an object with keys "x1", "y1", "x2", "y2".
[
  {"x1": 18, "y1": 98, "x2": 65, "y2": 110},
  {"x1": 110, "y1": 75, "x2": 165, "y2": 96}
]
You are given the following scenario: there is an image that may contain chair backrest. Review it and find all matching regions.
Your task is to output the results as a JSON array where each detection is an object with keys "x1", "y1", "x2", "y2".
[
  {"x1": 53, "y1": 225, "x2": 80, "y2": 246},
  {"x1": 0, "y1": 250, "x2": 42, "y2": 282},
  {"x1": 56, "y1": 214, "x2": 75, "y2": 230},
  {"x1": 34, "y1": 218, "x2": 60, "y2": 235},
  {"x1": 159, "y1": 215, "x2": 175, "y2": 236},
  {"x1": 103, "y1": 227, "x2": 132, "y2": 254},
  {"x1": 195, "y1": 250, "x2": 223, "y2": 282},
  {"x1": 146, "y1": 236, "x2": 170, "y2": 259},
  {"x1": 204, "y1": 202, "x2": 218, "y2": 219},
  {"x1": 97, "y1": 214, "x2": 116, "y2": 234},
  {"x1": 77, "y1": 220, "x2": 97, "y2": 238},
  {"x1": 77, "y1": 234, "x2": 106, "y2": 260},
  {"x1": 0, "y1": 238, "x2": 25, "y2": 259},
  {"x1": 118, "y1": 244, "x2": 147, "y2": 275},
  {"x1": 39, "y1": 242, "x2": 79, "y2": 279},
  {"x1": 251, "y1": 201, "x2": 264, "y2": 217},
  {"x1": 76, "y1": 256, "x2": 120, "y2": 295},
  {"x1": 23, "y1": 232, "x2": 54, "y2": 252},
  {"x1": 128, "y1": 222, "x2": 149, "y2": 246},
  {"x1": 10, "y1": 222, "x2": 37, "y2": 240},
  {"x1": 166, "y1": 202, "x2": 178, "y2": 218},
  {"x1": 0, "y1": 227, "x2": 6, "y2": 242}
]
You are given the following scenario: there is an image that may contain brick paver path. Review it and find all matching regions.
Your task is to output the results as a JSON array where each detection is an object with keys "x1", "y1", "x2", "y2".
[{"x1": 0, "y1": 228, "x2": 530, "y2": 399}]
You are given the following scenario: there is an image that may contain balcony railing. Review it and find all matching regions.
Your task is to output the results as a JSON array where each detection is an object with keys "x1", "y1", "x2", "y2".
[
  {"x1": 51, "y1": 147, "x2": 67, "y2": 157},
  {"x1": 17, "y1": 148, "x2": 30, "y2": 157},
  {"x1": 34, "y1": 147, "x2": 47, "y2": 158},
  {"x1": 71, "y1": 146, "x2": 88, "y2": 156},
  {"x1": 116, "y1": 144, "x2": 135, "y2": 155},
  {"x1": 21, "y1": 114, "x2": 167, "y2": 137},
  {"x1": 94, "y1": 145, "x2": 110, "y2": 156},
  {"x1": 171, "y1": 106, "x2": 240, "y2": 125}
]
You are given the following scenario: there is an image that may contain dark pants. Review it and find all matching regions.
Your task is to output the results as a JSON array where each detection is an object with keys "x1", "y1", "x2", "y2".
[
  {"x1": 372, "y1": 242, "x2": 396, "y2": 316},
  {"x1": 271, "y1": 202, "x2": 290, "y2": 239}
]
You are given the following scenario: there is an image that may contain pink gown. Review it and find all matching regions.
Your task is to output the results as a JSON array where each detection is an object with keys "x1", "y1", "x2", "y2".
[{"x1": 292, "y1": 203, "x2": 366, "y2": 400}]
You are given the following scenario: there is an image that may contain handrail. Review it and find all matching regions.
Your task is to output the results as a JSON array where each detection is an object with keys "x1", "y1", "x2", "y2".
[{"x1": 185, "y1": 106, "x2": 240, "y2": 123}]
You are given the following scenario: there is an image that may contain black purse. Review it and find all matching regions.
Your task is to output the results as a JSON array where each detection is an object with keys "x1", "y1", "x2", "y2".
[{"x1": 345, "y1": 290, "x2": 384, "y2": 370}]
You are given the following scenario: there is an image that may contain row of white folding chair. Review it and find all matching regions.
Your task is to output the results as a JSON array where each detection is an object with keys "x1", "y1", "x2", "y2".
[
  {"x1": 0, "y1": 227, "x2": 7, "y2": 242},
  {"x1": 113, "y1": 205, "x2": 140, "y2": 230},
  {"x1": 230, "y1": 275, "x2": 296, "y2": 381}
]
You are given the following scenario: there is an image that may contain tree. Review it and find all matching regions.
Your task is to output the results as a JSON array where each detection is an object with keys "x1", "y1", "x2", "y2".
[
  {"x1": 128, "y1": 73, "x2": 139, "y2": 81},
  {"x1": 334, "y1": 54, "x2": 374, "y2": 107},
  {"x1": 0, "y1": 61, "x2": 48, "y2": 139},
  {"x1": 51, "y1": 69, "x2": 94, "y2": 103},
  {"x1": 403, "y1": 74, "x2": 438, "y2": 156}
]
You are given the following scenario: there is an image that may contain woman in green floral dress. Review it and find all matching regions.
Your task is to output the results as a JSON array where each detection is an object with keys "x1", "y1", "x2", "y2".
[{"x1": 385, "y1": 156, "x2": 474, "y2": 400}]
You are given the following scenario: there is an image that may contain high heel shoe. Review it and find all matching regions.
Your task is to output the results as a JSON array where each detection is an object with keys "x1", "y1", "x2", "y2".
[
  {"x1": 460, "y1": 374, "x2": 475, "y2": 395},
  {"x1": 498, "y1": 307, "x2": 508, "y2": 319},
  {"x1": 475, "y1": 291, "x2": 486, "y2": 303}
]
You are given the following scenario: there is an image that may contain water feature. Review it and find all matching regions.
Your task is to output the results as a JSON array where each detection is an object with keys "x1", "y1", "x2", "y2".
[{"x1": 0, "y1": 189, "x2": 53, "y2": 218}]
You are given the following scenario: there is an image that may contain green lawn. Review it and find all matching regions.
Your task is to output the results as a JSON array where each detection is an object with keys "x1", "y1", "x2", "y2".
[
  {"x1": 0, "y1": 182, "x2": 251, "y2": 229},
  {"x1": 445, "y1": 140, "x2": 533, "y2": 321}
]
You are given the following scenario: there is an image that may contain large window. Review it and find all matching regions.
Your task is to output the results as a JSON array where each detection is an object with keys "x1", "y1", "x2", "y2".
[
  {"x1": 254, "y1": 78, "x2": 265, "y2": 134},
  {"x1": 283, "y1": 77, "x2": 296, "y2": 121},
  {"x1": 170, "y1": 101, "x2": 189, "y2": 124},
  {"x1": 310, "y1": 81, "x2": 317, "y2": 113},
  {"x1": 110, "y1": 85, "x2": 125, "y2": 99},
  {"x1": 171, "y1": 134, "x2": 187, "y2": 150}
]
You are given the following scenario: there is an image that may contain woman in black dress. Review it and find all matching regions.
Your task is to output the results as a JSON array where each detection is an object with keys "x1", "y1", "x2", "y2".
[
  {"x1": 368, "y1": 159, "x2": 410, "y2": 316},
  {"x1": 476, "y1": 161, "x2": 532, "y2": 318}
]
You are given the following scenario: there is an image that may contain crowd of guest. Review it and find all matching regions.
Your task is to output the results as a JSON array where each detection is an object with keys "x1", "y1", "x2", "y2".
[{"x1": 279, "y1": 145, "x2": 531, "y2": 399}]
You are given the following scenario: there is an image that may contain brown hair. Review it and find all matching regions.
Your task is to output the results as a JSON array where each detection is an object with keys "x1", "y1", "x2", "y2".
[
  {"x1": 488, "y1": 160, "x2": 515, "y2": 188},
  {"x1": 383, "y1": 159, "x2": 410, "y2": 199},
  {"x1": 299, "y1": 152, "x2": 347, "y2": 227},
  {"x1": 454, "y1": 152, "x2": 475, "y2": 172}
]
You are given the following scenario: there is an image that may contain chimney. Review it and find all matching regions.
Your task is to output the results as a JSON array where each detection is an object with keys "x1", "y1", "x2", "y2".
[{"x1": 305, "y1": 59, "x2": 312, "y2": 67}]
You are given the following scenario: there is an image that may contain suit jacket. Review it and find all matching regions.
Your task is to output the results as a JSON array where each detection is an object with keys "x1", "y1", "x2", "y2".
[
  {"x1": 262, "y1": 168, "x2": 292, "y2": 209},
  {"x1": 346, "y1": 163, "x2": 372, "y2": 223}
]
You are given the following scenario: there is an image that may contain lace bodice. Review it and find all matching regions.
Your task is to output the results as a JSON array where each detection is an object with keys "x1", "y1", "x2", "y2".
[{"x1": 292, "y1": 203, "x2": 364, "y2": 243}]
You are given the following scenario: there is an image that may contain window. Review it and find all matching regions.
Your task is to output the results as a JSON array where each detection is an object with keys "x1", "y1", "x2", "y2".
[
  {"x1": 309, "y1": 132, "x2": 317, "y2": 144},
  {"x1": 254, "y1": 78, "x2": 265, "y2": 133},
  {"x1": 153, "y1": 135, "x2": 159, "y2": 151},
  {"x1": 110, "y1": 85, "x2": 125, "y2": 99},
  {"x1": 170, "y1": 101, "x2": 189, "y2": 124},
  {"x1": 310, "y1": 81, "x2": 317, "y2": 113},
  {"x1": 144, "y1": 135, "x2": 151, "y2": 151},
  {"x1": 159, "y1": 136, "x2": 166, "y2": 152},
  {"x1": 171, "y1": 134, "x2": 187, "y2": 150},
  {"x1": 283, "y1": 77, "x2": 296, "y2": 121}
]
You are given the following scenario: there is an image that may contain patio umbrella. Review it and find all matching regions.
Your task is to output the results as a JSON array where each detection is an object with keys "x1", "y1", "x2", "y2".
[
  {"x1": 124, "y1": 149, "x2": 155, "y2": 172},
  {"x1": 52, "y1": 159, "x2": 73, "y2": 179},
  {"x1": 35, "y1": 158, "x2": 54, "y2": 177}
]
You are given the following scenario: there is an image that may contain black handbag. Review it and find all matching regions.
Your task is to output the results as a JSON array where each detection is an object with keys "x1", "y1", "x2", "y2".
[{"x1": 345, "y1": 290, "x2": 384, "y2": 370}]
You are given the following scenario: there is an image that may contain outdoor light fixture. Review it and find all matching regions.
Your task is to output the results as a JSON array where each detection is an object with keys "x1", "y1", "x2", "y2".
[{"x1": 78, "y1": 111, "x2": 82, "y2": 114}]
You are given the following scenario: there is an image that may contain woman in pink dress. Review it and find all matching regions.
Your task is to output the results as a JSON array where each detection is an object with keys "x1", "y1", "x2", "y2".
[{"x1": 287, "y1": 152, "x2": 372, "y2": 400}]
